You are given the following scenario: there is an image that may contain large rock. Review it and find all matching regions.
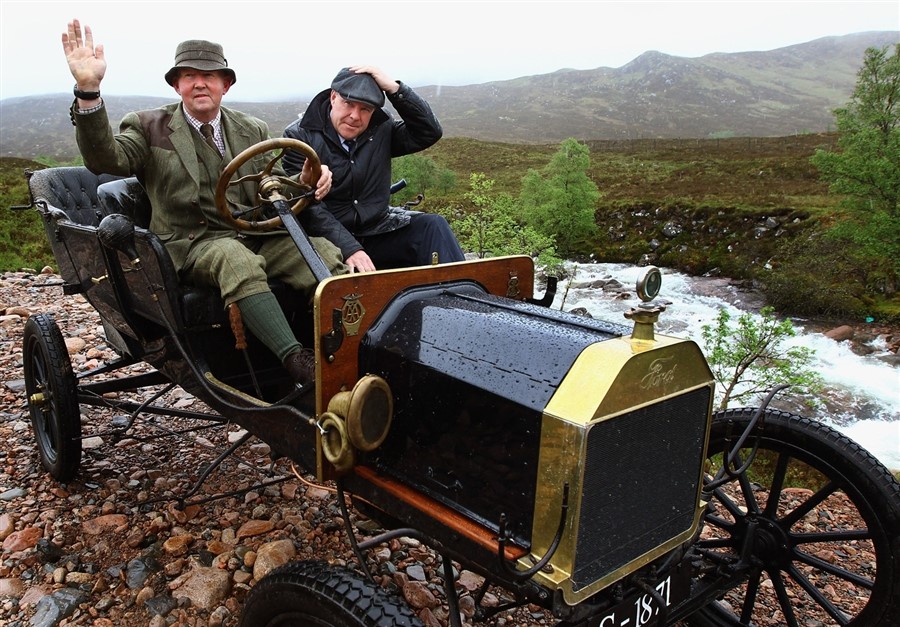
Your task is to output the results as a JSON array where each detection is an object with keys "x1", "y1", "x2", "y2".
[
  {"x1": 0, "y1": 577, "x2": 26, "y2": 598},
  {"x1": 2, "y1": 526, "x2": 42, "y2": 552},
  {"x1": 82, "y1": 514, "x2": 129, "y2": 535},
  {"x1": 172, "y1": 563, "x2": 231, "y2": 611},
  {"x1": 28, "y1": 588, "x2": 87, "y2": 627},
  {"x1": 0, "y1": 513, "x2": 15, "y2": 541},
  {"x1": 252, "y1": 539, "x2": 296, "y2": 580},
  {"x1": 236, "y1": 519, "x2": 274, "y2": 540},
  {"x1": 824, "y1": 325, "x2": 854, "y2": 342}
]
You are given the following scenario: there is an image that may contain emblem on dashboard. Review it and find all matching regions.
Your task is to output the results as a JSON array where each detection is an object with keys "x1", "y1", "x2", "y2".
[{"x1": 341, "y1": 293, "x2": 365, "y2": 336}]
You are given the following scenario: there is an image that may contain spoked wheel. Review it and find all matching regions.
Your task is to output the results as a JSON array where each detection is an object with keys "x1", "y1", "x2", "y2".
[
  {"x1": 22, "y1": 313, "x2": 82, "y2": 481},
  {"x1": 690, "y1": 408, "x2": 899, "y2": 626},
  {"x1": 238, "y1": 560, "x2": 424, "y2": 626}
]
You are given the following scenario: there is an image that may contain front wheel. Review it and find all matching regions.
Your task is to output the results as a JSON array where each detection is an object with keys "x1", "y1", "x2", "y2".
[
  {"x1": 239, "y1": 560, "x2": 424, "y2": 626},
  {"x1": 22, "y1": 313, "x2": 82, "y2": 481},
  {"x1": 689, "y1": 408, "x2": 899, "y2": 626}
]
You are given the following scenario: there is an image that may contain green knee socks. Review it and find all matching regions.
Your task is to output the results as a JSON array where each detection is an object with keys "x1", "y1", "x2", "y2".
[{"x1": 235, "y1": 292, "x2": 301, "y2": 361}]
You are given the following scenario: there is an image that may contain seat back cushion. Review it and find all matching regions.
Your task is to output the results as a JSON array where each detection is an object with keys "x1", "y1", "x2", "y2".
[
  {"x1": 97, "y1": 177, "x2": 153, "y2": 228},
  {"x1": 28, "y1": 166, "x2": 121, "y2": 227}
]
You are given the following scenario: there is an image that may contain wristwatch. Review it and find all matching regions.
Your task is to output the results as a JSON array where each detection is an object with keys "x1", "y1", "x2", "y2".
[{"x1": 73, "y1": 85, "x2": 101, "y2": 100}]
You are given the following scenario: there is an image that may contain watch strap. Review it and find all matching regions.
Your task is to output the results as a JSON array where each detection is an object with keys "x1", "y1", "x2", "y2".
[{"x1": 73, "y1": 85, "x2": 101, "y2": 100}]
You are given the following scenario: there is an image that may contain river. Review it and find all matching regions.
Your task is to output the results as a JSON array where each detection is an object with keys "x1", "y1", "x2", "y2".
[{"x1": 541, "y1": 263, "x2": 900, "y2": 472}]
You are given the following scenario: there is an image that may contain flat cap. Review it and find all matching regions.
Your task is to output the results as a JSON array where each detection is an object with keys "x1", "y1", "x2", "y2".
[{"x1": 331, "y1": 68, "x2": 384, "y2": 108}]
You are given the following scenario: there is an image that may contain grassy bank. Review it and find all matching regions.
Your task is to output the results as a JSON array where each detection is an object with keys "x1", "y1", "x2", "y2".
[{"x1": 2, "y1": 133, "x2": 897, "y2": 323}]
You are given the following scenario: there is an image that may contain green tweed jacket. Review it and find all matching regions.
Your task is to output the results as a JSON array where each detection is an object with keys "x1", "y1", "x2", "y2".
[{"x1": 72, "y1": 101, "x2": 288, "y2": 272}]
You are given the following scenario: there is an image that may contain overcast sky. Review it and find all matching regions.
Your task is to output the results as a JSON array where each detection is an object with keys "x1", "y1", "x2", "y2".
[{"x1": 1, "y1": 0, "x2": 898, "y2": 102}]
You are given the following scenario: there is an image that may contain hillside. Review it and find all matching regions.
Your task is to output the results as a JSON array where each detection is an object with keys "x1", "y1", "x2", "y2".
[
  {"x1": 1, "y1": 31, "x2": 896, "y2": 161},
  {"x1": 0, "y1": 132, "x2": 846, "y2": 312},
  {"x1": 421, "y1": 31, "x2": 899, "y2": 142}
]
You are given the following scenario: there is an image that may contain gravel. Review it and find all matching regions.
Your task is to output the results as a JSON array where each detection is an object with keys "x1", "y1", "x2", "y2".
[
  {"x1": 0, "y1": 269, "x2": 557, "y2": 627},
  {"x1": 1, "y1": 269, "x2": 891, "y2": 627}
]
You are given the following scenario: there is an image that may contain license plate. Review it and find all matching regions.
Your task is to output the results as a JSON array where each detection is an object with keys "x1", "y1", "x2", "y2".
[{"x1": 592, "y1": 570, "x2": 689, "y2": 627}]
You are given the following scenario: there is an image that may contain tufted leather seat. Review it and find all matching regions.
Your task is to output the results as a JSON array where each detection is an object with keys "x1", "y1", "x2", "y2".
[
  {"x1": 28, "y1": 167, "x2": 305, "y2": 339},
  {"x1": 27, "y1": 167, "x2": 227, "y2": 334},
  {"x1": 27, "y1": 166, "x2": 122, "y2": 227}
]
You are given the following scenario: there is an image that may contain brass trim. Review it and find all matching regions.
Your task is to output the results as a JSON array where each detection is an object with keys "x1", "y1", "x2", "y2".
[
  {"x1": 327, "y1": 375, "x2": 393, "y2": 452},
  {"x1": 202, "y1": 371, "x2": 270, "y2": 407},
  {"x1": 544, "y1": 335, "x2": 713, "y2": 426},
  {"x1": 528, "y1": 337, "x2": 715, "y2": 605},
  {"x1": 319, "y1": 411, "x2": 355, "y2": 473}
]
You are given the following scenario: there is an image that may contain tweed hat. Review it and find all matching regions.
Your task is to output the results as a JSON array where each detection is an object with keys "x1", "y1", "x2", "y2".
[
  {"x1": 164, "y1": 40, "x2": 236, "y2": 86},
  {"x1": 331, "y1": 68, "x2": 384, "y2": 108}
]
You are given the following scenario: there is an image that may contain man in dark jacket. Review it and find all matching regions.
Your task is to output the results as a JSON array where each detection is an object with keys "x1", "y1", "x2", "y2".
[{"x1": 282, "y1": 66, "x2": 465, "y2": 272}]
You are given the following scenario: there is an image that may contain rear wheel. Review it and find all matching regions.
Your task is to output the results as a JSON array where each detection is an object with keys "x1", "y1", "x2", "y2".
[
  {"x1": 690, "y1": 408, "x2": 899, "y2": 626},
  {"x1": 238, "y1": 560, "x2": 424, "y2": 626},
  {"x1": 23, "y1": 313, "x2": 81, "y2": 481}
]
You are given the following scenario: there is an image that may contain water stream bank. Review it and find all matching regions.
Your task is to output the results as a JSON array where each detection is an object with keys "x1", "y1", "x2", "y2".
[{"x1": 543, "y1": 263, "x2": 900, "y2": 471}]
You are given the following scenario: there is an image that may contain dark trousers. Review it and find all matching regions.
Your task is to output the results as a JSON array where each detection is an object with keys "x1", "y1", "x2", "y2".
[{"x1": 358, "y1": 213, "x2": 465, "y2": 269}]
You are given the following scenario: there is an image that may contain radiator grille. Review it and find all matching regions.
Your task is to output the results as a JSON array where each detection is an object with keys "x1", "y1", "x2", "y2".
[{"x1": 572, "y1": 387, "x2": 710, "y2": 590}]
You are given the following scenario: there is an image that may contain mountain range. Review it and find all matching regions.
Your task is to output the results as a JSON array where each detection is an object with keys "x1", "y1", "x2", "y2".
[{"x1": 1, "y1": 31, "x2": 896, "y2": 160}]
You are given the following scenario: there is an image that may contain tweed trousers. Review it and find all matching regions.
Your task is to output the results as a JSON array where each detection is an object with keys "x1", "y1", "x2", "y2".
[{"x1": 183, "y1": 232, "x2": 346, "y2": 307}]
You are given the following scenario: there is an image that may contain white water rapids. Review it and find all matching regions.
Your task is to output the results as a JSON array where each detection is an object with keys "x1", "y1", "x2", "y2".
[{"x1": 540, "y1": 263, "x2": 900, "y2": 472}]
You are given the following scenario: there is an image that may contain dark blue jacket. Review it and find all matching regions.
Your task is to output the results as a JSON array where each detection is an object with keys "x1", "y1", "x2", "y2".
[{"x1": 282, "y1": 82, "x2": 442, "y2": 257}]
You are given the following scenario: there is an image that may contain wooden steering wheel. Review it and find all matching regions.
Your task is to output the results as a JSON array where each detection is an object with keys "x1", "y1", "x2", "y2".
[{"x1": 214, "y1": 138, "x2": 321, "y2": 232}]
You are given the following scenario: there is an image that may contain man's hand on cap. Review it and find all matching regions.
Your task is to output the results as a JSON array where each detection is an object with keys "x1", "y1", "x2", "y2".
[{"x1": 349, "y1": 65, "x2": 399, "y2": 95}]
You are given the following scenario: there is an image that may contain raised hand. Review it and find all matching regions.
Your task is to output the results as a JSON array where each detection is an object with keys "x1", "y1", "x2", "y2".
[{"x1": 61, "y1": 19, "x2": 106, "y2": 92}]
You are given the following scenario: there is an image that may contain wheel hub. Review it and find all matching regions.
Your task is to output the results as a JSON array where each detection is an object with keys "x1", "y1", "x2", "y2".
[{"x1": 747, "y1": 514, "x2": 791, "y2": 567}]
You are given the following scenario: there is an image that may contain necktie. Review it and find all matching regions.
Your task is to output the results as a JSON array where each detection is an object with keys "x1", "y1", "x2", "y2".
[
  {"x1": 200, "y1": 123, "x2": 220, "y2": 154},
  {"x1": 344, "y1": 138, "x2": 356, "y2": 153}
]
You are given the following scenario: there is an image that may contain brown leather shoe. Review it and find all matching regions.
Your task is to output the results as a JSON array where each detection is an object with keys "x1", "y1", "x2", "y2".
[{"x1": 283, "y1": 348, "x2": 316, "y2": 387}]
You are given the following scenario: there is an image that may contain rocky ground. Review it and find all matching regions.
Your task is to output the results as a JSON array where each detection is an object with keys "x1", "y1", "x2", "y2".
[
  {"x1": 1, "y1": 269, "x2": 895, "y2": 627},
  {"x1": 0, "y1": 269, "x2": 563, "y2": 627}
]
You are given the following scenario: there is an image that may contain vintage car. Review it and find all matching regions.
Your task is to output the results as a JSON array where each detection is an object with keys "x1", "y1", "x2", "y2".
[{"x1": 14, "y1": 139, "x2": 899, "y2": 626}]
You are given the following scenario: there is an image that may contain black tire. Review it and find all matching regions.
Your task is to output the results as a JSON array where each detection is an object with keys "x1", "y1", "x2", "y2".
[
  {"x1": 689, "y1": 408, "x2": 899, "y2": 626},
  {"x1": 238, "y1": 560, "x2": 424, "y2": 627},
  {"x1": 22, "y1": 313, "x2": 82, "y2": 481}
]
